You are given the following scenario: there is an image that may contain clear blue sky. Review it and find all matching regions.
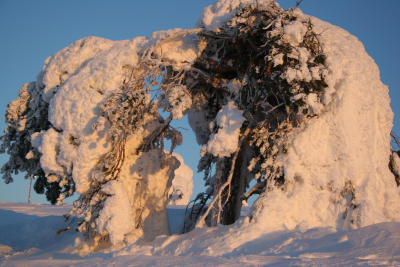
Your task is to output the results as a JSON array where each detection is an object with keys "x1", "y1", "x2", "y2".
[{"x1": 0, "y1": 0, "x2": 399, "y2": 204}]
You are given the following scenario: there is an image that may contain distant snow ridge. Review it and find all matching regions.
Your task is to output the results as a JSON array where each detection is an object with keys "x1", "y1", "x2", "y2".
[{"x1": 168, "y1": 153, "x2": 193, "y2": 206}]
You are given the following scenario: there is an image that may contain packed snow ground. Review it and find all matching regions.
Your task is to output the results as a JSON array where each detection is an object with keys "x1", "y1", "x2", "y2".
[{"x1": 0, "y1": 202, "x2": 399, "y2": 266}]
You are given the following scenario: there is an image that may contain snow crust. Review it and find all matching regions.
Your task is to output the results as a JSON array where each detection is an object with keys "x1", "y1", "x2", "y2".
[
  {"x1": 109, "y1": 136, "x2": 177, "y2": 245},
  {"x1": 34, "y1": 36, "x2": 148, "y2": 194},
  {"x1": 38, "y1": 36, "x2": 116, "y2": 102},
  {"x1": 33, "y1": 29, "x2": 199, "y2": 195},
  {"x1": 151, "y1": 30, "x2": 200, "y2": 71},
  {"x1": 194, "y1": 0, "x2": 400, "y2": 235},
  {"x1": 282, "y1": 20, "x2": 307, "y2": 45}
]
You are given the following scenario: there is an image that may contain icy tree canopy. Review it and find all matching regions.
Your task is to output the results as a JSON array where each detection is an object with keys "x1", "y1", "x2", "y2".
[{"x1": 1, "y1": 0, "x2": 399, "y2": 252}]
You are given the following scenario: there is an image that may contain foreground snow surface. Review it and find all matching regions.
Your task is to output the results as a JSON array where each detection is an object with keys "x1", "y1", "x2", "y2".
[{"x1": 0, "y1": 202, "x2": 399, "y2": 266}]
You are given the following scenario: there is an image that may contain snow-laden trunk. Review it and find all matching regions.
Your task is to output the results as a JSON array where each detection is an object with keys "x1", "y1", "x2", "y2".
[
  {"x1": 81, "y1": 129, "x2": 180, "y2": 250},
  {"x1": 118, "y1": 137, "x2": 178, "y2": 242}
]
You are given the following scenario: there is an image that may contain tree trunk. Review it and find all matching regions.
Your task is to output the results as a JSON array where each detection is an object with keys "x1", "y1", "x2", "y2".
[
  {"x1": 28, "y1": 177, "x2": 33, "y2": 204},
  {"x1": 221, "y1": 143, "x2": 251, "y2": 225}
]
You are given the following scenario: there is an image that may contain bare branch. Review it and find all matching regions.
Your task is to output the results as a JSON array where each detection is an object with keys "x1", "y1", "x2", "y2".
[
  {"x1": 296, "y1": 0, "x2": 304, "y2": 7},
  {"x1": 391, "y1": 131, "x2": 400, "y2": 149},
  {"x1": 242, "y1": 180, "x2": 267, "y2": 201}
]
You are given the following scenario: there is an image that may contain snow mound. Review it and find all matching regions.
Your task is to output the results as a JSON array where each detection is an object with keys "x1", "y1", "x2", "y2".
[
  {"x1": 34, "y1": 28, "x2": 199, "y2": 196},
  {"x1": 194, "y1": 0, "x2": 400, "y2": 235}
]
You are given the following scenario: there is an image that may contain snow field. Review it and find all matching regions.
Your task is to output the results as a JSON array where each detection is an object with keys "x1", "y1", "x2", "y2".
[{"x1": 0, "y1": 202, "x2": 399, "y2": 266}]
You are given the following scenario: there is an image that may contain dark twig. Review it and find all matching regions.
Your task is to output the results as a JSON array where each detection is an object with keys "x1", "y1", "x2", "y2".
[
  {"x1": 391, "y1": 131, "x2": 400, "y2": 149},
  {"x1": 296, "y1": 0, "x2": 304, "y2": 7}
]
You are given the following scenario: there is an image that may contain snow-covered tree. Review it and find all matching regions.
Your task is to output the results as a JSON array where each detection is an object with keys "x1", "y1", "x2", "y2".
[
  {"x1": 0, "y1": 31, "x2": 200, "y2": 250},
  {"x1": 183, "y1": 0, "x2": 400, "y2": 233},
  {"x1": 184, "y1": 1, "x2": 328, "y2": 228}
]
